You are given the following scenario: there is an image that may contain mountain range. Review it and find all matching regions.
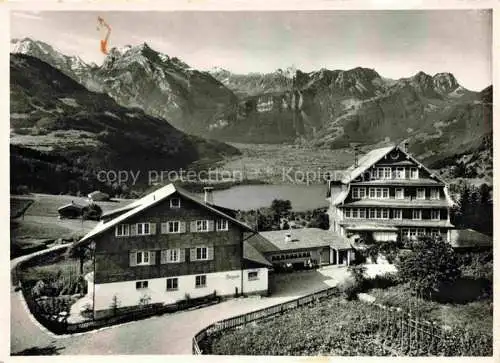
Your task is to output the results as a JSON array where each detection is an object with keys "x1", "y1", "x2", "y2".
[
  {"x1": 10, "y1": 52, "x2": 239, "y2": 194},
  {"x1": 10, "y1": 37, "x2": 493, "y2": 187}
]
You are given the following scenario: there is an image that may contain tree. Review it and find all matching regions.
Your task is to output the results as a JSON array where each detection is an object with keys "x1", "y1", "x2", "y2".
[
  {"x1": 83, "y1": 203, "x2": 103, "y2": 221},
  {"x1": 110, "y1": 295, "x2": 120, "y2": 316},
  {"x1": 270, "y1": 199, "x2": 292, "y2": 221},
  {"x1": 396, "y1": 236, "x2": 461, "y2": 298}
]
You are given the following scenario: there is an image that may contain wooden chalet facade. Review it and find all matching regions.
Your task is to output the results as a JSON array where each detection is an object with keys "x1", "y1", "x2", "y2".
[
  {"x1": 328, "y1": 143, "x2": 455, "y2": 244},
  {"x1": 76, "y1": 184, "x2": 271, "y2": 318}
]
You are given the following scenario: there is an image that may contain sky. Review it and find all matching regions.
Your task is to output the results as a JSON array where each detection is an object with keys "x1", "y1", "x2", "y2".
[{"x1": 11, "y1": 10, "x2": 492, "y2": 91}]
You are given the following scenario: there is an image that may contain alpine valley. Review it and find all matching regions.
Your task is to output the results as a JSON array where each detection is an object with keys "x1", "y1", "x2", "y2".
[{"x1": 10, "y1": 38, "x2": 493, "y2": 194}]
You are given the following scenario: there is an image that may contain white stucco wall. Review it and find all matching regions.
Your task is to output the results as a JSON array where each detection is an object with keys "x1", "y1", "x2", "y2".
[{"x1": 93, "y1": 268, "x2": 268, "y2": 311}]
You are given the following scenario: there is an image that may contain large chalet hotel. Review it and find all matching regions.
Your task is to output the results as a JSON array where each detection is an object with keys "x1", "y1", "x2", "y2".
[{"x1": 328, "y1": 142, "x2": 455, "y2": 244}]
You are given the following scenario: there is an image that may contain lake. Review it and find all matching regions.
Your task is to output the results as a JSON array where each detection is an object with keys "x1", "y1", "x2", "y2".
[{"x1": 196, "y1": 184, "x2": 339, "y2": 211}]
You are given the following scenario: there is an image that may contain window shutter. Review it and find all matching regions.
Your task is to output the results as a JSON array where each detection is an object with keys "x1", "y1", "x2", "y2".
[
  {"x1": 130, "y1": 224, "x2": 137, "y2": 236},
  {"x1": 150, "y1": 222, "x2": 156, "y2": 235},
  {"x1": 161, "y1": 222, "x2": 167, "y2": 234},
  {"x1": 179, "y1": 221, "x2": 186, "y2": 233},
  {"x1": 179, "y1": 248, "x2": 186, "y2": 262},
  {"x1": 207, "y1": 246, "x2": 214, "y2": 260},
  {"x1": 129, "y1": 251, "x2": 137, "y2": 267},
  {"x1": 160, "y1": 250, "x2": 168, "y2": 264},
  {"x1": 149, "y1": 251, "x2": 157, "y2": 265},
  {"x1": 190, "y1": 248, "x2": 197, "y2": 261},
  {"x1": 190, "y1": 221, "x2": 197, "y2": 233},
  {"x1": 208, "y1": 220, "x2": 215, "y2": 232}
]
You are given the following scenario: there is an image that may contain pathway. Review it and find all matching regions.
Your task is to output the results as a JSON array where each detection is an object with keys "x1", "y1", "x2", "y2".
[{"x1": 11, "y1": 258, "x2": 349, "y2": 355}]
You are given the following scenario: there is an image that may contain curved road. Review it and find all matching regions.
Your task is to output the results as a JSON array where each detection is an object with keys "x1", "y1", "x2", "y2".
[{"x1": 11, "y1": 248, "x2": 349, "y2": 355}]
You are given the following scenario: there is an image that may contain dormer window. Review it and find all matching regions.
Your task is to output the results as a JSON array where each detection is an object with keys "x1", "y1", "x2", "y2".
[{"x1": 170, "y1": 198, "x2": 181, "y2": 209}]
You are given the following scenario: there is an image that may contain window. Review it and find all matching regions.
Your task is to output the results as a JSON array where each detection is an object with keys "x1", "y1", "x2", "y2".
[
  {"x1": 393, "y1": 209, "x2": 402, "y2": 220},
  {"x1": 196, "y1": 247, "x2": 208, "y2": 260},
  {"x1": 395, "y1": 188, "x2": 405, "y2": 200},
  {"x1": 166, "y1": 278, "x2": 178, "y2": 291},
  {"x1": 430, "y1": 188, "x2": 440, "y2": 200},
  {"x1": 412, "y1": 210, "x2": 422, "y2": 220},
  {"x1": 401, "y1": 229, "x2": 410, "y2": 239},
  {"x1": 116, "y1": 224, "x2": 129, "y2": 237},
  {"x1": 431, "y1": 210, "x2": 440, "y2": 220},
  {"x1": 167, "y1": 248, "x2": 180, "y2": 263},
  {"x1": 382, "y1": 209, "x2": 389, "y2": 219},
  {"x1": 195, "y1": 275, "x2": 207, "y2": 288},
  {"x1": 395, "y1": 167, "x2": 405, "y2": 179},
  {"x1": 369, "y1": 208, "x2": 376, "y2": 219},
  {"x1": 431, "y1": 229, "x2": 440, "y2": 238},
  {"x1": 417, "y1": 228, "x2": 426, "y2": 237},
  {"x1": 136, "y1": 251, "x2": 150, "y2": 265},
  {"x1": 168, "y1": 221, "x2": 180, "y2": 233},
  {"x1": 369, "y1": 188, "x2": 389, "y2": 199},
  {"x1": 352, "y1": 188, "x2": 367, "y2": 199},
  {"x1": 170, "y1": 198, "x2": 181, "y2": 208},
  {"x1": 345, "y1": 209, "x2": 351, "y2": 218},
  {"x1": 359, "y1": 209, "x2": 366, "y2": 218},
  {"x1": 136, "y1": 280, "x2": 148, "y2": 289},
  {"x1": 384, "y1": 167, "x2": 392, "y2": 179},
  {"x1": 409, "y1": 229, "x2": 417, "y2": 240},
  {"x1": 410, "y1": 168, "x2": 418, "y2": 179},
  {"x1": 137, "y1": 223, "x2": 151, "y2": 235},
  {"x1": 351, "y1": 209, "x2": 359, "y2": 219},
  {"x1": 196, "y1": 220, "x2": 210, "y2": 232},
  {"x1": 248, "y1": 271, "x2": 259, "y2": 281},
  {"x1": 416, "y1": 188, "x2": 426, "y2": 200},
  {"x1": 216, "y1": 219, "x2": 228, "y2": 231}
]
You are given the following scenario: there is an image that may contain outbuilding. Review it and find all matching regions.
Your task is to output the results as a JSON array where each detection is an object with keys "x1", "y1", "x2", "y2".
[{"x1": 247, "y1": 228, "x2": 355, "y2": 269}]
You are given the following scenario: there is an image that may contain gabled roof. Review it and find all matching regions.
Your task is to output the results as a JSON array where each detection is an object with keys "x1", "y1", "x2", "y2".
[
  {"x1": 341, "y1": 143, "x2": 446, "y2": 185},
  {"x1": 449, "y1": 229, "x2": 492, "y2": 248},
  {"x1": 243, "y1": 242, "x2": 273, "y2": 267},
  {"x1": 58, "y1": 202, "x2": 87, "y2": 212},
  {"x1": 75, "y1": 183, "x2": 254, "y2": 247},
  {"x1": 342, "y1": 145, "x2": 395, "y2": 184}
]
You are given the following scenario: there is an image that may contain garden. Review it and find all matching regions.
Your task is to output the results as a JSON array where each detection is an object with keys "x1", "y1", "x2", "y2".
[
  {"x1": 199, "y1": 236, "x2": 493, "y2": 356},
  {"x1": 16, "y1": 247, "x2": 92, "y2": 329}
]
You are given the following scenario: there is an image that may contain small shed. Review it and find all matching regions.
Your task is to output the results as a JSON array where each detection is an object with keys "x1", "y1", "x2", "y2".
[
  {"x1": 58, "y1": 201, "x2": 87, "y2": 219},
  {"x1": 88, "y1": 191, "x2": 110, "y2": 202}
]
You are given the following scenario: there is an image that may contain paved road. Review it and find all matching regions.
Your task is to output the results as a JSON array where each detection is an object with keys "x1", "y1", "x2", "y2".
[{"x1": 11, "y1": 263, "x2": 349, "y2": 355}]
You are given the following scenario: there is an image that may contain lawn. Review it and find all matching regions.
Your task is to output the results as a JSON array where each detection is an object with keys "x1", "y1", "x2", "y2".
[
  {"x1": 10, "y1": 197, "x2": 34, "y2": 219},
  {"x1": 10, "y1": 194, "x2": 131, "y2": 258}
]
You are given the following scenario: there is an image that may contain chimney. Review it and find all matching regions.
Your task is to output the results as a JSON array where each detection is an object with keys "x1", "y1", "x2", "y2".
[
  {"x1": 284, "y1": 232, "x2": 292, "y2": 243},
  {"x1": 403, "y1": 141, "x2": 409, "y2": 153},
  {"x1": 203, "y1": 186, "x2": 214, "y2": 204}
]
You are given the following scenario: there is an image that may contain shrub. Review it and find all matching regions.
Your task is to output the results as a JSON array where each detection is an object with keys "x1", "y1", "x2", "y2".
[{"x1": 396, "y1": 237, "x2": 461, "y2": 298}]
